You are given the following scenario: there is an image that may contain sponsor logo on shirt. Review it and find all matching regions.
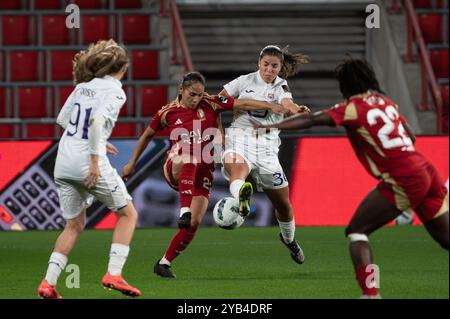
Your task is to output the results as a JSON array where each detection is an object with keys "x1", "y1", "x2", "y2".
[
  {"x1": 175, "y1": 118, "x2": 183, "y2": 125},
  {"x1": 282, "y1": 85, "x2": 290, "y2": 93},
  {"x1": 197, "y1": 108, "x2": 205, "y2": 120}
]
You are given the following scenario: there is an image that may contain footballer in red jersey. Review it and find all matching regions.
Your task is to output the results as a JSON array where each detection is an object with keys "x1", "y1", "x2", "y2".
[
  {"x1": 122, "y1": 72, "x2": 286, "y2": 278},
  {"x1": 259, "y1": 58, "x2": 448, "y2": 298}
]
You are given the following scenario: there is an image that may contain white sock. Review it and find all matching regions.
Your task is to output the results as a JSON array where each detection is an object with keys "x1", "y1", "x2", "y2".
[
  {"x1": 278, "y1": 219, "x2": 296, "y2": 244},
  {"x1": 45, "y1": 252, "x2": 68, "y2": 286},
  {"x1": 180, "y1": 207, "x2": 191, "y2": 217},
  {"x1": 107, "y1": 243, "x2": 130, "y2": 276},
  {"x1": 159, "y1": 256, "x2": 171, "y2": 266},
  {"x1": 230, "y1": 179, "x2": 245, "y2": 201}
]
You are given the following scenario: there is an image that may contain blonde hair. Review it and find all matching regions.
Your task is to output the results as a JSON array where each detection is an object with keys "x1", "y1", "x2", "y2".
[
  {"x1": 72, "y1": 39, "x2": 128, "y2": 85},
  {"x1": 259, "y1": 45, "x2": 309, "y2": 79}
]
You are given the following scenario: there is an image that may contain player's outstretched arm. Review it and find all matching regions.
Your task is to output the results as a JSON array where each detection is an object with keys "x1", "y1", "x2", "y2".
[
  {"x1": 260, "y1": 110, "x2": 334, "y2": 130},
  {"x1": 85, "y1": 116, "x2": 105, "y2": 188},
  {"x1": 122, "y1": 126, "x2": 156, "y2": 181},
  {"x1": 233, "y1": 99, "x2": 287, "y2": 115}
]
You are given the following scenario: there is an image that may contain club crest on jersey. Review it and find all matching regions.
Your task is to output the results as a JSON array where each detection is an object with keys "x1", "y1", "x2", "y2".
[
  {"x1": 197, "y1": 108, "x2": 205, "y2": 120},
  {"x1": 267, "y1": 92, "x2": 275, "y2": 99}
]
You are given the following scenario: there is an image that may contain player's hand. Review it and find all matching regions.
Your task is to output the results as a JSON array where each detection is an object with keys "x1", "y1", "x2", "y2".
[
  {"x1": 296, "y1": 104, "x2": 310, "y2": 114},
  {"x1": 122, "y1": 162, "x2": 135, "y2": 182},
  {"x1": 106, "y1": 142, "x2": 118, "y2": 156},
  {"x1": 270, "y1": 104, "x2": 289, "y2": 115},
  {"x1": 85, "y1": 164, "x2": 101, "y2": 189}
]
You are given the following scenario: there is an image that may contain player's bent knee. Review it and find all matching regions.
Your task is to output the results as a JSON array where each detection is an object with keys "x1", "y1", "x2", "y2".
[
  {"x1": 347, "y1": 233, "x2": 369, "y2": 243},
  {"x1": 65, "y1": 220, "x2": 85, "y2": 234}
]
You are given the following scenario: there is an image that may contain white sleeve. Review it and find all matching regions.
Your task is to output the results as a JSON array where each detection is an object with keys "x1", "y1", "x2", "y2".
[
  {"x1": 88, "y1": 116, "x2": 105, "y2": 155},
  {"x1": 94, "y1": 88, "x2": 126, "y2": 125},
  {"x1": 56, "y1": 88, "x2": 77, "y2": 129},
  {"x1": 223, "y1": 76, "x2": 243, "y2": 98},
  {"x1": 278, "y1": 80, "x2": 293, "y2": 104}
]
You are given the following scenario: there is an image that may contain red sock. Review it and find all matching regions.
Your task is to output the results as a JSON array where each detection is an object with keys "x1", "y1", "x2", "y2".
[
  {"x1": 355, "y1": 265, "x2": 379, "y2": 296},
  {"x1": 164, "y1": 226, "x2": 198, "y2": 262},
  {"x1": 178, "y1": 163, "x2": 196, "y2": 209}
]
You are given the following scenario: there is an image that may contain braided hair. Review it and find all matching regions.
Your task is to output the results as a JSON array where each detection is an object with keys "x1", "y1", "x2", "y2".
[{"x1": 335, "y1": 57, "x2": 383, "y2": 99}]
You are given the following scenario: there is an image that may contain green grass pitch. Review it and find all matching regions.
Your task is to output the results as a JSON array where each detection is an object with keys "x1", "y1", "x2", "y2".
[{"x1": 0, "y1": 226, "x2": 448, "y2": 299}]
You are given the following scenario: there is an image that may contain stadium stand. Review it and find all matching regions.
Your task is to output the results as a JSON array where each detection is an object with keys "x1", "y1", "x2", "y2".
[{"x1": 0, "y1": 0, "x2": 179, "y2": 139}]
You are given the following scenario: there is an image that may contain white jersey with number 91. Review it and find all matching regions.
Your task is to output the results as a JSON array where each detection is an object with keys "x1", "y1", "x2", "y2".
[{"x1": 54, "y1": 75, "x2": 126, "y2": 180}]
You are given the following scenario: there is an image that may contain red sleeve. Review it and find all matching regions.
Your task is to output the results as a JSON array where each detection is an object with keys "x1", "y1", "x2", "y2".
[
  {"x1": 326, "y1": 102, "x2": 359, "y2": 127},
  {"x1": 149, "y1": 110, "x2": 163, "y2": 132},
  {"x1": 326, "y1": 103, "x2": 347, "y2": 127},
  {"x1": 205, "y1": 95, "x2": 235, "y2": 112}
]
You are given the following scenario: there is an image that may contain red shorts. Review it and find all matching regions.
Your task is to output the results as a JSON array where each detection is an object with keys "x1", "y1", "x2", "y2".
[
  {"x1": 163, "y1": 157, "x2": 214, "y2": 199},
  {"x1": 377, "y1": 163, "x2": 449, "y2": 222}
]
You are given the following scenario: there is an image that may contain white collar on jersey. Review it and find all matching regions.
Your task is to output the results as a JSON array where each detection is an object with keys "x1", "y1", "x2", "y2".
[
  {"x1": 255, "y1": 71, "x2": 282, "y2": 87},
  {"x1": 102, "y1": 75, "x2": 123, "y2": 88}
]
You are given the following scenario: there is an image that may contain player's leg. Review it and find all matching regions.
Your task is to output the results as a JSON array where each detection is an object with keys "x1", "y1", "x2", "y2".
[
  {"x1": 423, "y1": 212, "x2": 449, "y2": 250},
  {"x1": 223, "y1": 151, "x2": 253, "y2": 216},
  {"x1": 38, "y1": 179, "x2": 88, "y2": 299},
  {"x1": 101, "y1": 200, "x2": 140, "y2": 297},
  {"x1": 264, "y1": 186, "x2": 305, "y2": 264},
  {"x1": 155, "y1": 195, "x2": 209, "y2": 278},
  {"x1": 89, "y1": 169, "x2": 141, "y2": 297},
  {"x1": 345, "y1": 187, "x2": 402, "y2": 298},
  {"x1": 169, "y1": 155, "x2": 198, "y2": 228}
]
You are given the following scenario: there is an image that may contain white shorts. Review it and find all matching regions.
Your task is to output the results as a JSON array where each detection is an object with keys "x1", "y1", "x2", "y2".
[
  {"x1": 222, "y1": 130, "x2": 288, "y2": 191},
  {"x1": 55, "y1": 168, "x2": 132, "y2": 220}
]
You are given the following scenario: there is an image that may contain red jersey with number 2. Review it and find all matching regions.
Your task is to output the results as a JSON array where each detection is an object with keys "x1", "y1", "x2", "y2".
[
  {"x1": 149, "y1": 94, "x2": 234, "y2": 163},
  {"x1": 326, "y1": 92, "x2": 448, "y2": 222}
]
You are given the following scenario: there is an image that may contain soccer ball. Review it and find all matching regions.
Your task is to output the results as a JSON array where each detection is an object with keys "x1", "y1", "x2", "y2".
[
  {"x1": 213, "y1": 197, "x2": 245, "y2": 230},
  {"x1": 395, "y1": 211, "x2": 414, "y2": 225}
]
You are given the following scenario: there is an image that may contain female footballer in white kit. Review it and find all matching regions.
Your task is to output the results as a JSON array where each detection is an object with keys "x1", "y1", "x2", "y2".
[
  {"x1": 37, "y1": 39, "x2": 141, "y2": 298},
  {"x1": 219, "y1": 45, "x2": 309, "y2": 265}
]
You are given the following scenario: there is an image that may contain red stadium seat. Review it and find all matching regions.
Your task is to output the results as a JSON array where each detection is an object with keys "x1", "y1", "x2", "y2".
[
  {"x1": 0, "y1": 0, "x2": 22, "y2": 10},
  {"x1": 19, "y1": 87, "x2": 50, "y2": 117},
  {"x1": 110, "y1": 123, "x2": 137, "y2": 137},
  {"x1": 412, "y1": 0, "x2": 445, "y2": 8},
  {"x1": 119, "y1": 86, "x2": 135, "y2": 117},
  {"x1": 42, "y1": 16, "x2": 71, "y2": 45},
  {"x1": 442, "y1": 85, "x2": 449, "y2": 108},
  {"x1": 57, "y1": 86, "x2": 74, "y2": 108},
  {"x1": 140, "y1": 86, "x2": 168, "y2": 116},
  {"x1": 418, "y1": 14, "x2": 443, "y2": 43},
  {"x1": 10, "y1": 51, "x2": 39, "y2": 81},
  {"x1": 0, "y1": 88, "x2": 7, "y2": 117},
  {"x1": 33, "y1": 0, "x2": 62, "y2": 9},
  {"x1": 441, "y1": 85, "x2": 449, "y2": 133},
  {"x1": 73, "y1": 0, "x2": 103, "y2": 9},
  {"x1": 114, "y1": 0, "x2": 142, "y2": 9},
  {"x1": 131, "y1": 50, "x2": 159, "y2": 80},
  {"x1": 0, "y1": 125, "x2": 16, "y2": 138},
  {"x1": 2, "y1": 16, "x2": 31, "y2": 46},
  {"x1": 82, "y1": 15, "x2": 111, "y2": 44},
  {"x1": 50, "y1": 51, "x2": 77, "y2": 81},
  {"x1": 430, "y1": 48, "x2": 449, "y2": 78},
  {"x1": 25, "y1": 124, "x2": 56, "y2": 138},
  {"x1": 122, "y1": 15, "x2": 150, "y2": 44}
]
